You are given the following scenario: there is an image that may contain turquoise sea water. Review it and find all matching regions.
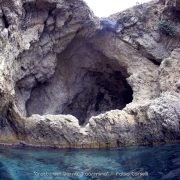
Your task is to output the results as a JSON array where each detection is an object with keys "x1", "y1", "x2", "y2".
[{"x1": 0, "y1": 144, "x2": 179, "y2": 180}]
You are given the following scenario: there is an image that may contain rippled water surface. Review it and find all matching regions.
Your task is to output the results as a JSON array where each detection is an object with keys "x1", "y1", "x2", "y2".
[{"x1": 0, "y1": 143, "x2": 179, "y2": 180}]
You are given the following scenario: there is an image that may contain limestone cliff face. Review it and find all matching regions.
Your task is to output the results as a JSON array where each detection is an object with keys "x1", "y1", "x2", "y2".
[{"x1": 0, "y1": 0, "x2": 179, "y2": 148}]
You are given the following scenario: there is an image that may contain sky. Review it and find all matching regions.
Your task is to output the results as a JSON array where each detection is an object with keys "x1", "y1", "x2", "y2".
[{"x1": 84, "y1": 0, "x2": 151, "y2": 17}]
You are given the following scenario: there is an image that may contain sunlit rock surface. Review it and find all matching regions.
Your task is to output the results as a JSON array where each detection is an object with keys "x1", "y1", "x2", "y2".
[{"x1": 0, "y1": 0, "x2": 179, "y2": 148}]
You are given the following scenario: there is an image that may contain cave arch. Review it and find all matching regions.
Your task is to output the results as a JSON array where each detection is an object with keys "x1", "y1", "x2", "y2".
[{"x1": 16, "y1": 38, "x2": 133, "y2": 125}]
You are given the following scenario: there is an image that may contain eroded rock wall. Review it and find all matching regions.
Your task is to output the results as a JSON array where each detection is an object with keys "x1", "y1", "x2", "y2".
[{"x1": 0, "y1": 0, "x2": 179, "y2": 148}]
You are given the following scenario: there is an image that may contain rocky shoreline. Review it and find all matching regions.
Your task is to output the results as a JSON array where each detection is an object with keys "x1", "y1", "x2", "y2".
[{"x1": 0, "y1": 0, "x2": 179, "y2": 148}]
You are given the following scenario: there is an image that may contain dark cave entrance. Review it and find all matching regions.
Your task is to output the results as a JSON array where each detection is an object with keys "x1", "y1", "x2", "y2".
[
  {"x1": 61, "y1": 70, "x2": 133, "y2": 125},
  {"x1": 25, "y1": 68, "x2": 133, "y2": 125},
  {"x1": 20, "y1": 40, "x2": 133, "y2": 125}
]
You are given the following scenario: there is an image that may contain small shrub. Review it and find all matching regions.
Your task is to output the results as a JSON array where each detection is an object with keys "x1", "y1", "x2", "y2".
[
  {"x1": 164, "y1": 59, "x2": 171, "y2": 67},
  {"x1": 139, "y1": 15, "x2": 147, "y2": 22},
  {"x1": 0, "y1": 37, "x2": 7, "y2": 48},
  {"x1": 158, "y1": 20, "x2": 176, "y2": 37}
]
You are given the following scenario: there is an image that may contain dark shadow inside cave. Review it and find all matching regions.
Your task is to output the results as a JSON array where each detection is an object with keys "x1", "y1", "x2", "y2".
[
  {"x1": 61, "y1": 70, "x2": 133, "y2": 125},
  {"x1": 17, "y1": 39, "x2": 133, "y2": 125},
  {"x1": 2, "y1": 13, "x2": 9, "y2": 29}
]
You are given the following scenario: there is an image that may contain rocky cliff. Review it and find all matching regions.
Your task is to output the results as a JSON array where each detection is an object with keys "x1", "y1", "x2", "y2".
[{"x1": 0, "y1": 0, "x2": 179, "y2": 148}]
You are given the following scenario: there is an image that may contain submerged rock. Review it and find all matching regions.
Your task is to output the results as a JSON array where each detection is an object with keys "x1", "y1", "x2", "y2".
[
  {"x1": 162, "y1": 168, "x2": 180, "y2": 179},
  {"x1": 0, "y1": 0, "x2": 179, "y2": 148}
]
